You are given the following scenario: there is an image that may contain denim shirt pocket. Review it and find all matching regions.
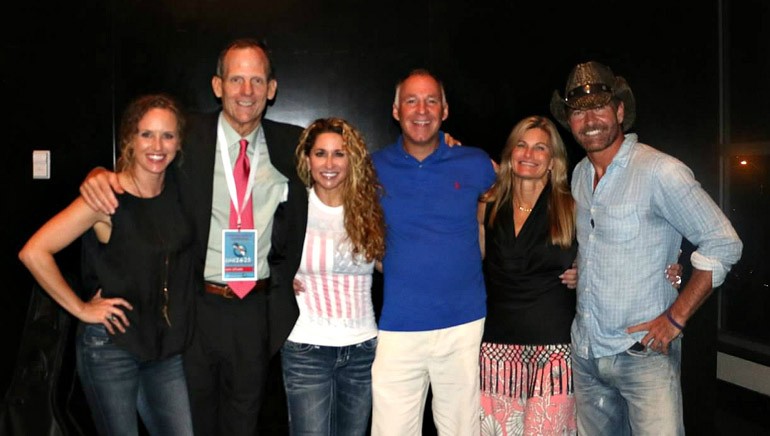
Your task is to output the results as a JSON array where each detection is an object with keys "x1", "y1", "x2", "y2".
[{"x1": 594, "y1": 204, "x2": 640, "y2": 243}]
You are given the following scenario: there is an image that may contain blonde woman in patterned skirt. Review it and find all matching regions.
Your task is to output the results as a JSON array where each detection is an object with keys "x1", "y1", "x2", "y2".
[{"x1": 478, "y1": 116, "x2": 578, "y2": 435}]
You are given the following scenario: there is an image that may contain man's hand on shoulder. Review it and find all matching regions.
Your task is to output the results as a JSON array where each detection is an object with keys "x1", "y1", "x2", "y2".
[
  {"x1": 444, "y1": 132, "x2": 463, "y2": 147},
  {"x1": 80, "y1": 167, "x2": 124, "y2": 215},
  {"x1": 443, "y1": 132, "x2": 499, "y2": 172}
]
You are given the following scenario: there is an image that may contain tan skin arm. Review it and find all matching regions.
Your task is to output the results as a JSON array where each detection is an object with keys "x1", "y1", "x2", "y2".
[
  {"x1": 79, "y1": 167, "x2": 125, "y2": 215},
  {"x1": 18, "y1": 196, "x2": 133, "y2": 333},
  {"x1": 627, "y1": 268, "x2": 711, "y2": 354}
]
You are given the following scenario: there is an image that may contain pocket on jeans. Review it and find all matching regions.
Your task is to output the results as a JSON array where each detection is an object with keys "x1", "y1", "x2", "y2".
[
  {"x1": 625, "y1": 342, "x2": 661, "y2": 357},
  {"x1": 283, "y1": 340, "x2": 317, "y2": 354},
  {"x1": 80, "y1": 324, "x2": 112, "y2": 347},
  {"x1": 357, "y1": 337, "x2": 378, "y2": 352},
  {"x1": 626, "y1": 348, "x2": 651, "y2": 357}
]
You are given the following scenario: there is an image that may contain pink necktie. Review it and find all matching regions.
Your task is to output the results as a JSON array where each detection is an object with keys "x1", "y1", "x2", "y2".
[{"x1": 228, "y1": 138, "x2": 256, "y2": 298}]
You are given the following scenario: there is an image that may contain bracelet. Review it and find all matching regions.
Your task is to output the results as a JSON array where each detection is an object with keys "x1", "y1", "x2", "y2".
[{"x1": 665, "y1": 310, "x2": 685, "y2": 330}]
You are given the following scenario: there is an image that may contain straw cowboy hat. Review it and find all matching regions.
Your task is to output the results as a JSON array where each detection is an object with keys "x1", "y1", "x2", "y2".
[{"x1": 550, "y1": 61, "x2": 636, "y2": 132}]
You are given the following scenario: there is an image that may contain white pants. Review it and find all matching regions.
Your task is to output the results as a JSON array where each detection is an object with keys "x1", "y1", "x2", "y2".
[{"x1": 371, "y1": 318, "x2": 484, "y2": 436}]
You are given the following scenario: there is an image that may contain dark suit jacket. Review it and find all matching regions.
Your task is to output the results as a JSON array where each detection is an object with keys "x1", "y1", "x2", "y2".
[{"x1": 171, "y1": 111, "x2": 307, "y2": 356}]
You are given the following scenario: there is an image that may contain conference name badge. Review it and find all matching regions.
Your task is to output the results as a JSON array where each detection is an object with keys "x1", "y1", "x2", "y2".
[{"x1": 222, "y1": 229, "x2": 257, "y2": 281}]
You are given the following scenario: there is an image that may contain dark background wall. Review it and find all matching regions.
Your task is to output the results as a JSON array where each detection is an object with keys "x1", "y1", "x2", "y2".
[{"x1": 3, "y1": 0, "x2": 761, "y2": 434}]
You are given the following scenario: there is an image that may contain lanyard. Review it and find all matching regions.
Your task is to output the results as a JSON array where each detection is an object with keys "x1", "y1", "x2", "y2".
[{"x1": 217, "y1": 123, "x2": 259, "y2": 228}]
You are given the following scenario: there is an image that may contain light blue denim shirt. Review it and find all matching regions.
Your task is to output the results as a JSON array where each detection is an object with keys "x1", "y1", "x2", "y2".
[{"x1": 571, "y1": 134, "x2": 742, "y2": 359}]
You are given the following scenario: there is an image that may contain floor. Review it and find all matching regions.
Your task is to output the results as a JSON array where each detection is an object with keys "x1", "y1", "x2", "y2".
[
  {"x1": 713, "y1": 380, "x2": 770, "y2": 435},
  {"x1": 257, "y1": 375, "x2": 770, "y2": 436},
  {"x1": 4, "y1": 353, "x2": 768, "y2": 435}
]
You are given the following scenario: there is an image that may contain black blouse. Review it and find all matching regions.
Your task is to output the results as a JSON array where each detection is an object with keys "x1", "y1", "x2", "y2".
[
  {"x1": 80, "y1": 176, "x2": 198, "y2": 361},
  {"x1": 482, "y1": 184, "x2": 577, "y2": 345}
]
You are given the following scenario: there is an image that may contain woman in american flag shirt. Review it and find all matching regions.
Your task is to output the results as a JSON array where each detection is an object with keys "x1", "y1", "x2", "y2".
[{"x1": 281, "y1": 117, "x2": 386, "y2": 436}]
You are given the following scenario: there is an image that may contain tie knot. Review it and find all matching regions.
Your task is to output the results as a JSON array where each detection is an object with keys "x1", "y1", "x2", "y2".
[{"x1": 239, "y1": 138, "x2": 249, "y2": 154}]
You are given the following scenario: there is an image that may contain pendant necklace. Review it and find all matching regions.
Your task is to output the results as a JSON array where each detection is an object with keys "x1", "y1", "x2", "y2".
[
  {"x1": 130, "y1": 172, "x2": 146, "y2": 199},
  {"x1": 130, "y1": 170, "x2": 171, "y2": 326}
]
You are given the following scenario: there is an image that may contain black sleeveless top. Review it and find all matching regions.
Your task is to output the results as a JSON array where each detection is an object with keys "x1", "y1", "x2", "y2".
[
  {"x1": 482, "y1": 184, "x2": 577, "y2": 345},
  {"x1": 81, "y1": 176, "x2": 198, "y2": 361}
]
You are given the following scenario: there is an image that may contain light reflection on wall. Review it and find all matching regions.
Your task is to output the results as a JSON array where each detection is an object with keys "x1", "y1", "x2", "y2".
[{"x1": 720, "y1": 155, "x2": 770, "y2": 347}]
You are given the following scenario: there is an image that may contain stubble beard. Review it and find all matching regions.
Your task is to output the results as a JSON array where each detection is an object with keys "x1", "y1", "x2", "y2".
[{"x1": 576, "y1": 123, "x2": 621, "y2": 154}]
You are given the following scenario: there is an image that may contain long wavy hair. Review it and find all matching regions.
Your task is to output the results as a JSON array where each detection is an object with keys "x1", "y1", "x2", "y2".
[
  {"x1": 295, "y1": 118, "x2": 386, "y2": 262},
  {"x1": 486, "y1": 116, "x2": 575, "y2": 248},
  {"x1": 115, "y1": 93, "x2": 185, "y2": 172}
]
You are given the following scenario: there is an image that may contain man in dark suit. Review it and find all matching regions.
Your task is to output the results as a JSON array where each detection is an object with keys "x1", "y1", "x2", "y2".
[{"x1": 79, "y1": 38, "x2": 307, "y2": 435}]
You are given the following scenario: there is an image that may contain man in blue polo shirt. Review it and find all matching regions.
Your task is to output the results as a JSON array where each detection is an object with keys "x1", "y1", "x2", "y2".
[{"x1": 370, "y1": 69, "x2": 496, "y2": 436}]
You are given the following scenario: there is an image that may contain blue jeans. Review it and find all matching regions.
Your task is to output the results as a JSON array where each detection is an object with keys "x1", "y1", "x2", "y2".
[
  {"x1": 76, "y1": 324, "x2": 193, "y2": 436},
  {"x1": 573, "y1": 338, "x2": 684, "y2": 436},
  {"x1": 281, "y1": 338, "x2": 377, "y2": 436}
]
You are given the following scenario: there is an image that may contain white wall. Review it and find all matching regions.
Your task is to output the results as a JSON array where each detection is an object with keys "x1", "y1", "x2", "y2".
[{"x1": 717, "y1": 353, "x2": 770, "y2": 396}]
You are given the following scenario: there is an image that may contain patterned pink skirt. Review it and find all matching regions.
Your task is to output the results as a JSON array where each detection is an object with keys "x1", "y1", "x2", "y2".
[{"x1": 480, "y1": 342, "x2": 576, "y2": 436}]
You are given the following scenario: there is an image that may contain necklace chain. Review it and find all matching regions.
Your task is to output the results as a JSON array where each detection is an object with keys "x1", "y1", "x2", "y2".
[
  {"x1": 517, "y1": 204, "x2": 533, "y2": 213},
  {"x1": 130, "y1": 172, "x2": 145, "y2": 198},
  {"x1": 130, "y1": 170, "x2": 171, "y2": 326}
]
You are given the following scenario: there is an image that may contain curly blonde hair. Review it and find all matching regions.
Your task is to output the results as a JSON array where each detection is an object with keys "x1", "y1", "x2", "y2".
[
  {"x1": 295, "y1": 118, "x2": 386, "y2": 262},
  {"x1": 487, "y1": 116, "x2": 575, "y2": 249}
]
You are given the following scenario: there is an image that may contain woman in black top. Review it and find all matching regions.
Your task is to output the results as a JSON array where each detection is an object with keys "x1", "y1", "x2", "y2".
[
  {"x1": 478, "y1": 116, "x2": 577, "y2": 435},
  {"x1": 19, "y1": 94, "x2": 196, "y2": 435}
]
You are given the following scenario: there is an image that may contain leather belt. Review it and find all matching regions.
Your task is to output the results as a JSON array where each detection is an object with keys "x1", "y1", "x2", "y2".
[{"x1": 204, "y1": 279, "x2": 270, "y2": 299}]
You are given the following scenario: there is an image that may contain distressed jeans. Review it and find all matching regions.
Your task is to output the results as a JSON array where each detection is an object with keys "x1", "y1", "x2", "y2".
[
  {"x1": 76, "y1": 324, "x2": 193, "y2": 436},
  {"x1": 573, "y1": 338, "x2": 684, "y2": 436},
  {"x1": 281, "y1": 338, "x2": 377, "y2": 436}
]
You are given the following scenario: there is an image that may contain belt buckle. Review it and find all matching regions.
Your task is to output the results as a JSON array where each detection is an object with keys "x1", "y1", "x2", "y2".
[{"x1": 222, "y1": 285, "x2": 236, "y2": 299}]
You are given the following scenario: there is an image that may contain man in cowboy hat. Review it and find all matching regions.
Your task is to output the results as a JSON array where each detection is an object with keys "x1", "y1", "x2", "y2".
[{"x1": 551, "y1": 61, "x2": 742, "y2": 435}]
